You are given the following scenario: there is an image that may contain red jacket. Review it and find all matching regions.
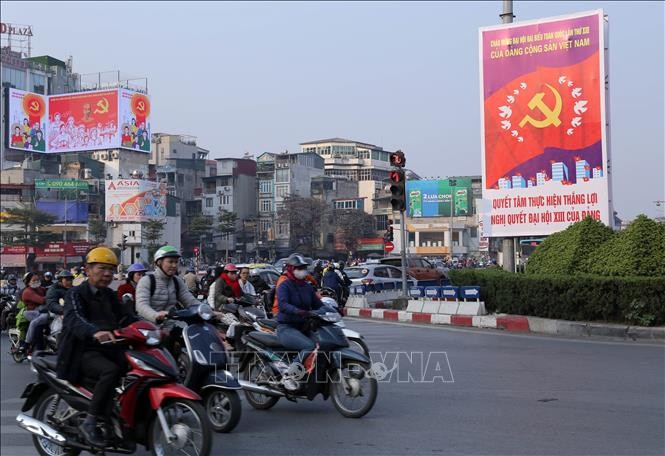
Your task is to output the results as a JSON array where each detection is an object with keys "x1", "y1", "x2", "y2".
[
  {"x1": 117, "y1": 282, "x2": 136, "y2": 301},
  {"x1": 21, "y1": 286, "x2": 46, "y2": 311}
]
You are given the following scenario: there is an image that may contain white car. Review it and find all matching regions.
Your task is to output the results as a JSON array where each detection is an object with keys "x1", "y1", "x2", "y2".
[{"x1": 345, "y1": 264, "x2": 417, "y2": 288}]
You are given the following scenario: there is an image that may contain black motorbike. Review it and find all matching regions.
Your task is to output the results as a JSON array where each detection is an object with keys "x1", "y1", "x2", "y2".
[
  {"x1": 238, "y1": 306, "x2": 378, "y2": 418},
  {"x1": 1, "y1": 292, "x2": 18, "y2": 331},
  {"x1": 166, "y1": 303, "x2": 243, "y2": 433}
]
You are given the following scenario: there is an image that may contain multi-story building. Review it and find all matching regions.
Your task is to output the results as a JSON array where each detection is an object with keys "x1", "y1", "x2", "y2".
[
  {"x1": 254, "y1": 151, "x2": 324, "y2": 259},
  {"x1": 512, "y1": 175, "x2": 526, "y2": 188},
  {"x1": 201, "y1": 157, "x2": 257, "y2": 263},
  {"x1": 552, "y1": 162, "x2": 568, "y2": 182},
  {"x1": 575, "y1": 159, "x2": 590, "y2": 182},
  {"x1": 498, "y1": 177, "x2": 512, "y2": 189}
]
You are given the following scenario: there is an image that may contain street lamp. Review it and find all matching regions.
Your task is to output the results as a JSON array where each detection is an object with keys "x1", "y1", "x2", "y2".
[{"x1": 448, "y1": 178, "x2": 457, "y2": 259}]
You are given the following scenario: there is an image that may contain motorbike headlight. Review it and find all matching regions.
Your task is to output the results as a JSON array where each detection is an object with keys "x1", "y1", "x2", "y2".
[
  {"x1": 321, "y1": 312, "x2": 342, "y2": 323},
  {"x1": 128, "y1": 355, "x2": 165, "y2": 376},
  {"x1": 198, "y1": 304, "x2": 214, "y2": 321},
  {"x1": 138, "y1": 329, "x2": 161, "y2": 346}
]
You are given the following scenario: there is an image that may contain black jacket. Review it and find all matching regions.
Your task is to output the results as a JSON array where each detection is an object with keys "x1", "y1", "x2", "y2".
[
  {"x1": 45, "y1": 282, "x2": 68, "y2": 315},
  {"x1": 56, "y1": 282, "x2": 137, "y2": 383}
]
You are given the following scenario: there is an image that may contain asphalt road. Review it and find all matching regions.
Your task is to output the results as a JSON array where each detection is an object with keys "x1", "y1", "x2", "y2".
[{"x1": 1, "y1": 319, "x2": 663, "y2": 455}]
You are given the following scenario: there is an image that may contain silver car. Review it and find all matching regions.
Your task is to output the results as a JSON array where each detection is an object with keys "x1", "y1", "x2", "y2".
[{"x1": 345, "y1": 264, "x2": 417, "y2": 288}]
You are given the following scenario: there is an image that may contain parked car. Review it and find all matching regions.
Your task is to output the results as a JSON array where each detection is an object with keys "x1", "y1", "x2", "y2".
[
  {"x1": 378, "y1": 256, "x2": 446, "y2": 283},
  {"x1": 345, "y1": 264, "x2": 418, "y2": 288}
]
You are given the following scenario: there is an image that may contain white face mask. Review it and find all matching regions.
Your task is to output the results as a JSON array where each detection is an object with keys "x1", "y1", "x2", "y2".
[
  {"x1": 30, "y1": 283, "x2": 40, "y2": 289},
  {"x1": 294, "y1": 270, "x2": 308, "y2": 280}
]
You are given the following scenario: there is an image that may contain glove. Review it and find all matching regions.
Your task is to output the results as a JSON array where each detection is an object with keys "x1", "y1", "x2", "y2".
[
  {"x1": 308, "y1": 310, "x2": 319, "y2": 318},
  {"x1": 296, "y1": 309, "x2": 309, "y2": 317}
]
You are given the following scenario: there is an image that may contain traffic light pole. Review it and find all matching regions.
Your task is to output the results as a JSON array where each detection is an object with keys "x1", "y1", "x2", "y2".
[{"x1": 399, "y1": 209, "x2": 408, "y2": 297}]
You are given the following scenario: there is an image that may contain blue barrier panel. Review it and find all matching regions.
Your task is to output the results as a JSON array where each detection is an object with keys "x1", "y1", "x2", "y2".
[
  {"x1": 352, "y1": 285, "x2": 366, "y2": 295},
  {"x1": 441, "y1": 286, "x2": 459, "y2": 300},
  {"x1": 461, "y1": 286, "x2": 481, "y2": 301},
  {"x1": 424, "y1": 286, "x2": 441, "y2": 299},
  {"x1": 409, "y1": 286, "x2": 425, "y2": 298},
  {"x1": 373, "y1": 282, "x2": 384, "y2": 293}
]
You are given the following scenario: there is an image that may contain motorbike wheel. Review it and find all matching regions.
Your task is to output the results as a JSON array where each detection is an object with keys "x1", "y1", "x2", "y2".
[
  {"x1": 203, "y1": 389, "x2": 241, "y2": 433},
  {"x1": 348, "y1": 338, "x2": 370, "y2": 356},
  {"x1": 243, "y1": 358, "x2": 279, "y2": 410},
  {"x1": 32, "y1": 389, "x2": 81, "y2": 456},
  {"x1": 330, "y1": 361, "x2": 378, "y2": 419},
  {"x1": 176, "y1": 351, "x2": 193, "y2": 385},
  {"x1": 149, "y1": 398, "x2": 211, "y2": 456},
  {"x1": 9, "y1": 331, "x2": 25, "y2": 363}
]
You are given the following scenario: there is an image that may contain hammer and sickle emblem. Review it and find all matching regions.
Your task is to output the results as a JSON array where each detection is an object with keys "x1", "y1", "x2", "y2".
[
  {"x1": 519, "y1": 84, "x2": 562, "y2": 128},
  {"x1": 29, "y1": 101, "x2": 40, "y2": 112},
  {"x1": 94, "y1": 98, "x2": 109, "y2": 114},
  {"x1": 136, "y1": 101, "x2": 145, "y2": 112}
]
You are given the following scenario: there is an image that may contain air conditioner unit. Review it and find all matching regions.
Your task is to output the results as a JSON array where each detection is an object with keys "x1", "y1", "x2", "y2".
[
  {"x1": 111, "y1": 151, "x2": 119, "y2": 159},
  {"x1": 83, "y1": 168, "x2": 92, "y2": 179},
  {"x1": 99, "y1": 152, "x2": 109, "y2": 160},
  {"x1": 218, "y1": 190, "x2": 224, "y2": 196},
  {"x1": 224, "y1": 187, "x2": 231, "y2": 191}
]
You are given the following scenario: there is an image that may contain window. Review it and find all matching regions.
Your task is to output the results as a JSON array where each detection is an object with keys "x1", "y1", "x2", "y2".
[
  {"x1": 260, "y1": 219, "x2": 272, "y2": 233},
  {"x1": 177, "y1": 174, "x2": 184, "y2": 185},
  {"x1": 173, "y1": 148, "x2": 177, "y2": 154},
  {"x1": 359, "y1": 169, "x2": 371, "y2": 181},
  {"x1": 470, "y1": 227, "x2": 478, "y2": 238},
  {"x1": 205, "y1": 198, "x2": 213, "y2": 207},
  {"x1": 275, "y1": 185, "x2": 289, "y2": 198},
  {"x1": 260, "y1": 199, "x2": 272, "y2": 212},
  {"x1": 358, "y1": 149, "x2": 370, "y2": 159},
  {"x1": 259, "y1": 180, "x2": 274, "y2": 194},
  {"x1": 388, "y1": 267, "x2": 402, "y2": 279},
  {"x1": 221, "y1": 195, "x2": 231, "y2": 205},
  {"x1": 209, "y1": 167, "x2": 216, "y2": 177},
  {"x1": 31, "y1": 73, "x2": 46, "y2": 94},
  {"x1": 375, "y1": 214, "x2": 388, "y2": 231},
  {"x1": 374, "y1": 267, "x2": 389, "y2": 278},
  {"x1": 3, "y1": 67, "x2": 27, "y2": 90},
  {"x1": 275, "y1": 169, "x2": 289, "y2": 183}
]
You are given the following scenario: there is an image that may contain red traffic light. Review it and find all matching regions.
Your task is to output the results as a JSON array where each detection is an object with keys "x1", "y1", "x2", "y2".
[
  {"x1": 194, "y1": 247, "x2": 200, "y2": 255},
  {"x1": 390, "y1": 150, "x2": 406, "y2": 167},
  {"x1": 389, "y1": 170, "x2": 404, "y2": 183}
]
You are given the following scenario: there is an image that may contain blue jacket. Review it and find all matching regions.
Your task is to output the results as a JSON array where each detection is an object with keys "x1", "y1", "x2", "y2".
[
  {"x1": 322, "y1": 269, "x2": 344, "y2": 295},
  {"x1": 277, "y1": 278, "x2": 323, "y2": 325}
]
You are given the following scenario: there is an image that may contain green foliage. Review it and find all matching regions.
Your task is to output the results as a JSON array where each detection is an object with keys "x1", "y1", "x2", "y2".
[
  {"x1": 582, "y1": 215, "x2": 665, "y2": 277},
  {"x1": 88, "y1": 217, "x2": 107, "y2": 244},
  {"x1": 526, "y1": 216, "x2": 614, "y2": 275},
  {"x1": 449, "y1": 269, "x2": 665, "y2": 326},
  {"x1": 1, "y1": 206, "x2": 59, "y2": 247}
]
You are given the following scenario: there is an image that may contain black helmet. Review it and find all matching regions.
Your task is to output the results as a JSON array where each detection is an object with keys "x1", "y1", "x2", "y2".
[
  {"x1": 56, "y1": 270, "x2": 75, "y2": 280},
  {"x1": 286, "y1": 253, "x2": 308, "y2": 267}
]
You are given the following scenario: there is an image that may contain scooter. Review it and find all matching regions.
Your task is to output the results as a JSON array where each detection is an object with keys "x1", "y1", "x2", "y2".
[
  {"x1": 17, "y1": 319, "x2": 212, "y2": 456},
  {"x1": 238, "y1": 306, "x2": 378, "y2": 418},
  {"x1": 166, "y1": 303, "x2": 243, "y2": 433},
  {"x1": 0, "y1": 292, "x2": 17, "y2": 331}
]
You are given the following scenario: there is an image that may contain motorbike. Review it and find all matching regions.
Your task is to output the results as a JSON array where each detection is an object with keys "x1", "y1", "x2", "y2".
[
  {"x1": 16, "y1": 319, "x2": 212, "y2": 456},
  {"x1": 238, "y1": 306, "x2": 378, "y2": 418},
  {"x1": 1, "y1": 292, "x2": 18, "y2": 331},
  {"x1": 9, "y1": 306, "x2": 63, "y2": 364},
  {"x1": 165, "y1": 302, "x2": 243, "y2": 433}
]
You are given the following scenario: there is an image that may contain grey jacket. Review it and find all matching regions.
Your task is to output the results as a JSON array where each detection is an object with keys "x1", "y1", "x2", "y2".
[{"x1": 135, "y1": 267, "x2": 199, "y2": 323}]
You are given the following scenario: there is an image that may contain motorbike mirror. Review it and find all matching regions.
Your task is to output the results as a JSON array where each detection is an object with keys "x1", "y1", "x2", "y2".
[{"x1": 121, "y1": 293, "x2": 134, "y2": 305}]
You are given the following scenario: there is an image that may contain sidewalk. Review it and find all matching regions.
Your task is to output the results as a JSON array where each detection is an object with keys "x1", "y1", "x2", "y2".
[{"x1": 342, "y1": 307, "x2": 665, "y2": 342}]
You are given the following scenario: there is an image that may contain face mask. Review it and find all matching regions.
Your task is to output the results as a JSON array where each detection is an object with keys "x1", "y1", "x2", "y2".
[
  {"x1": 294, "y1": 270, "x2": 308, "y2": 280},
  {"x1": 30, "y1": 283, "x2": 40, "y2": 289}
]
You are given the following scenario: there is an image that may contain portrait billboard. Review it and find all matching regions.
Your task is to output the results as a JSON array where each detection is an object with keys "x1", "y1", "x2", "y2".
[
  {"x1": 7, "y1": 88, "x2": 47, "y2": 152},
  {"x1": 479, "y1": 10, "x2": 611, "y2": 237},
  {"x1": 406, "y1": 179, "x2": 473, "y2": 218},
  {"x1": 5, "y1": 88, "x2": 151, "y2": 154},
  {"x1": 105, "y1": 179, "x2": 167, "y2": 222}
]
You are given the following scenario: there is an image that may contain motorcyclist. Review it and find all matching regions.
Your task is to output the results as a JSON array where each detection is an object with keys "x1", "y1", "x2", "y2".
[
  {"x1": 55, "y1": 247, "x2": 138, "y2": 448},
  {"x1": 116, "y1": 263, "x2": 147, "y2": 302},
  {"x1": 41, "y1": 271, "x2": 55, "y2": 288},
  {"x1": 183, "y1": 267, "x2": 199, "y2": 295},
  {"x1": 206, "y1": 266, "x2": 224, "y2": 308},
  {"x1": 322, "y1": 263, "x2": 345, "y2": 302},
  {"x1": 213, "y1": 263, "x2": 243, "y2": 310},
  {"x1": 25, "y1": 270, "x2": 73, "y2": 351},
  {"x1": 17, "y1": 272, "x2": 46, "y2": 353},
  {"x1": 276, "y1": 253, "x2": 323, "y2": 391},
  {"x1": 238, "y1": 267, "x2": 256, "y2": 295},
  {"x1": 135, "y1": 245, "x2": 200, "y2": 324},
  {"x1": 336, "y1": 261, "x2": 352, "y2": 307},
  {"x1": 0, "y1": 273, "x2": 22, "y2": 300}
]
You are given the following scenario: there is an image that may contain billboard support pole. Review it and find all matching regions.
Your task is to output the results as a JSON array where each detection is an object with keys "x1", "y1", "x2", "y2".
[
  {"x1": 399, "y1": 209, "x2": 408, "y2": 297},
  {"x1": 500, "y1": 0, "x2": 516, "y2": 273}
]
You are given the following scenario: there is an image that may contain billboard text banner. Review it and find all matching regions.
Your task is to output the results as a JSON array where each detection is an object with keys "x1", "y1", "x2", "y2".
[{"x1": 406, "y1": 179, "x2": 472, "y2": 218}]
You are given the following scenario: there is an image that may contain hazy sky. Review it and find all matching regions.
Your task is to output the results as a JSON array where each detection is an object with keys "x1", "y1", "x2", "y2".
[{"x1": 2, "y1": 1, "x2": 664, "y2": 220}]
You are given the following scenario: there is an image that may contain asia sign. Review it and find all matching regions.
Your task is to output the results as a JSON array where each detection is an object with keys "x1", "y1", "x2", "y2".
[
  {"x1": 105, "y1": 179, "x2": 167, "y2": 222},
  {"x1": 406, "y1": 179, "x2": 473, "y2": 218},
  {"x1": 6, "y1": 88, "x2": 151, "y2": 154},
  {"x1": 479, "y1": 10, "x2": 612, "y2": 237}
]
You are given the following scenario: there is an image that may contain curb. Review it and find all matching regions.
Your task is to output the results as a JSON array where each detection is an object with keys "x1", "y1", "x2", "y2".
[{"x1": 342, "y1": 308, "x2": 665, "y2": 341}]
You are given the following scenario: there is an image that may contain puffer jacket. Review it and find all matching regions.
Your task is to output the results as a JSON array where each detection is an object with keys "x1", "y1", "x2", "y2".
[
  {"x1": 45, "y1": 282, "x2": 68, "y2": 315},
  {"x1": 135, "y1": 267, "x2": 199, "y2": 322}
]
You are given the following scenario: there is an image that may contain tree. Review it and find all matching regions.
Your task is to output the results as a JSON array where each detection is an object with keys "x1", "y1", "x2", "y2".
[
  {"x1": 88, "y1": 216, "x2": 107, "y2": 245},
  {"x1": 1, "y1": 206, "x2": 58, "y2": 270},
  {"x1": 143, "y1": 218, "x2": 167, "y2": 263},
  {"x1": 217, "y1": 210, "x2": 238, "y2": 262},
  {"x1": 333, "y1": 209, "x2": 376, "y2": 254},
  {"x1": 278, "y1": 196, "x2": 329, "y2": 256},
  {"x1": 188, "y1": 216, "x2": 214, "y2": 263}
]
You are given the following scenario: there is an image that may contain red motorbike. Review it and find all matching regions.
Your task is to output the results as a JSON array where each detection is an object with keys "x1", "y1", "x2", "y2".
[{"x1": 16, "y1": 320, "x2": 212, "y2": 456}]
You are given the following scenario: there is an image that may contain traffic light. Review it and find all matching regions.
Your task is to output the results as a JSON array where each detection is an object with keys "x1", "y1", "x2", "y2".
[
  {"x1": 390, "y1": 150, "x2": 406, "y2": 168},
  {"x1": 389, "y1": 170, "x2": 406, "y2": 212},
  {"x1": 117, "y1": 234, "x2": 128, "y2": 251},
  {"x1": 384, "y1": 219, "x2": 394, "y2": 242},
  {"x1": 193, "y1": 247, "x2": 200, "y2": 256}
]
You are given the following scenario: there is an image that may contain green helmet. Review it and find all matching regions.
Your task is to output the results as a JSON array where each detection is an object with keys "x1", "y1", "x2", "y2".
[{"x1": 154, "y1": 245, "x2": 181, "y2": 263}]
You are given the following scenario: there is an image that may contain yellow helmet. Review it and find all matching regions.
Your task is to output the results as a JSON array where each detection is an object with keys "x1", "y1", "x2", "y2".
[{"x1": 86, "y1": 247, "x2": 119, "y2": 266}]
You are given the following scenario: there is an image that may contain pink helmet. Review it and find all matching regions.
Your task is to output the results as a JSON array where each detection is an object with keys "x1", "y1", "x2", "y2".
[{"x1": 224, "y1": 263, "x2": 238, "y2": 272}]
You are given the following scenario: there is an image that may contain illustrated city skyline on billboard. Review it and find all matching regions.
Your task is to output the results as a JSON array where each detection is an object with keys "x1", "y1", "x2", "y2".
[
  {"x1": 406, "y1": 178, "x2": 473, "y2": 218},
  {"x1": 479, "y1": 10, "x2": 612, "y2": 237},
  {"x1": 105, "y1": 179, "x2": 167, "y2": 223},
  {"x1": 6, "y1": 87, "x2": 151, "y2": 154}
]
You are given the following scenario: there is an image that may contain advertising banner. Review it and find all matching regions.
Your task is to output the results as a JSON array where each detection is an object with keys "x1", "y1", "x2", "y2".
[
  {"x1": 7, "y1": 88, "x2": 47, "y2": 152},
  {"x1": 6, "y1": 88, "x2": 151, "y2": 154},
  {"x1": 105, "y1": 179, "x2": 167, "y2": 222},
  {"x1": 35, "y1": 179, "x2": 89, "y2": 190},
  {"x1": 0, "y1": 242, "x2": 90, "y2": 256},
  {"x1": 479, "y1": 10, "x2": 611, "y2": 237},
  {"x1": 406, "y1": 179, "x2": 473, "y2": 218}
]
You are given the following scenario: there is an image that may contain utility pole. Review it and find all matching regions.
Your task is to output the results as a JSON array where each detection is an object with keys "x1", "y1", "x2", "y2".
[
  {"x1": 448, "y1": 178, "x2": 457, "y2": 260},
  {"x1": 500, "y1": 0, "x2": 516, "y2": 273}
]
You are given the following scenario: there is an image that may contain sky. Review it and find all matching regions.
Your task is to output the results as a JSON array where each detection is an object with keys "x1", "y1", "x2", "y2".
[{"x1": 2, "y1": 1, "x2": 664, "y2": 220}]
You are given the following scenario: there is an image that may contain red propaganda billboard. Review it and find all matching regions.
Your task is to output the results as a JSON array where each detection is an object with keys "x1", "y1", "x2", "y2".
[
  {"x1": 6, "y1": 88, "x2": 151, "y2": 154},
  {"x1": 48, "y1": 89, "x2": 119, "y2": 153},
  {"x1": 479, "y1": 10, "x2": 612, "y2": 237}
]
